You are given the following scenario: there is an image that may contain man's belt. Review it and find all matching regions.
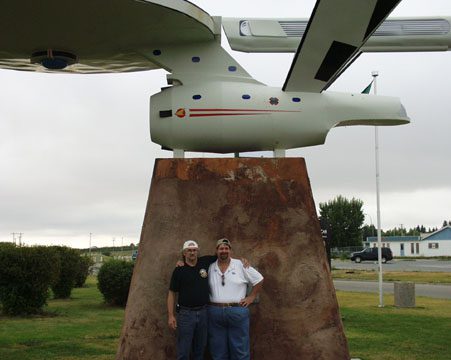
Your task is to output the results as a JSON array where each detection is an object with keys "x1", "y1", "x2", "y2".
[
  {"x1": 209, "y1": 302, "x2": 241, "y2": 307},
  {"x1": 178, "y1": 304, "x2": 207, "y2": 311}
]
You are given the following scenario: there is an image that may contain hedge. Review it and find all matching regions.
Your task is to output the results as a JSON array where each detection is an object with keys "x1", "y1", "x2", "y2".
[
  {"x1": 50, "y1": 246, "x2": 81, "y2": 299},
  {"x1": 97, "y1": 259, "x2": 134, "y2": 307},
  {"x1": 0, "y1": 243, "x2": 60, "y2": 315},
  {"x1": 74, "y1": 255, "x2": 94, "y2": 288}
]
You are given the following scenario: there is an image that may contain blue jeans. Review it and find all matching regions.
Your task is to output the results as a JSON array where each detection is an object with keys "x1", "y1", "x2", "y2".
[
  {"x1": 177, "y1": 307, "x2": 208, "y2": 360},
  {"x1": 208, "y1": 306, "x2": 250, "y2": 360}
]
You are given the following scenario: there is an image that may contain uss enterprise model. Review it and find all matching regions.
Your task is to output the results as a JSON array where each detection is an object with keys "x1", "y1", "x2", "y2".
[{"x1": 1, "y1": 0, "x2": 450, "y2": 157}]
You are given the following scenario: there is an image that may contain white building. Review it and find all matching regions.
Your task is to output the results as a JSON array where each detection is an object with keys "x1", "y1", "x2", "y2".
[
  {"x1": 366, "y1": 226, "x2": 451, "y2": 257},
  {"x1": 420, "y1": 226, "x2": 451, "y2": 257}
]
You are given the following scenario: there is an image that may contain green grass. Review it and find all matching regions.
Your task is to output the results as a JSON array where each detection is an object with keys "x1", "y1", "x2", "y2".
[
  {"x1": 0, "y1": 277, "x2": 123, "y2": 360},
  {"x1": 0, "y1": 277, "x2": 450, "y2": 360},
  {"x1": 337, "y1": 291, "x2": 451, "y2": 360},
  {"x1": 332, "y1": 269, "x2": 451, "y2": 284}
]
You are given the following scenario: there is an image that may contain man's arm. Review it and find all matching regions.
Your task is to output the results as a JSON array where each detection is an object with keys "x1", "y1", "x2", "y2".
[
  {"x1": 239, "y1": 280, "x2": 263, "y2": 307},
  {"x1": 167, "y1": 290, "x2": 177, "y2": 330},
  {"x1": 175, "y1": 255, "x2": 248, "y2": 267},
  {"x1": 240, "y1": 264, "x2": 264, "y2": 307}
]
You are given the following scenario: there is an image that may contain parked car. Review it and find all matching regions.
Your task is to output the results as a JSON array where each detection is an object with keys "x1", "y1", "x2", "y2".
[{"x1": 350, "y1": 247, "x2": 393, "y2": 263}]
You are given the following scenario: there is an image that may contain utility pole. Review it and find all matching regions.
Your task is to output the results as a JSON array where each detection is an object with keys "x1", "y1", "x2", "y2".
[
  {"x1": 373, "y1": 70, "x2": 384, "y2": 308},
  {"x1": 12, "y1": 232, "x2": 23, "y2": 246},
  {"x1": 89, "y1": 233, "x2": 92, "y2": 256}
]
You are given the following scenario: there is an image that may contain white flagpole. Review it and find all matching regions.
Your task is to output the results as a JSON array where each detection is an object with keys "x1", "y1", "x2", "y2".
[{"x1": 372, "y1": 70, "x2": 384, "y2": 308}]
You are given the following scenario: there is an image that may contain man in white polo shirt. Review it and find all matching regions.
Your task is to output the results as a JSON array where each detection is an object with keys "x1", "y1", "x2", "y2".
[{"x1": 208, "y1": 238, "x2": 263, "y2": 360}]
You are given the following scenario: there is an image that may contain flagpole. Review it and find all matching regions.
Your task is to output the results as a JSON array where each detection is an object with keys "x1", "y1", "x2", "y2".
[{"x1": 372, "y1": 70, "x2": 384, "y2": 308}]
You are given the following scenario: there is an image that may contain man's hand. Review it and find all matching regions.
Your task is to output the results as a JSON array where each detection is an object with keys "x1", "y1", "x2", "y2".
[
  {"x1": 168, "y1": 314, "x2": 177, "y2": 330},
  {"x1": 239, "y1": 295, "x2": 256, "y2": 307},
  {"x1": 239, "y1": 280, "x2": 263, "y2": 307},
  {"x1": 167, "y1": 291, "x2": 177, "y2": 330},
  {"x1": 241, "y1": 258, "x2": 250, "y2": 268},
  {"x1": 175, "y1": 260, "x2": 184, "y2": 267}
]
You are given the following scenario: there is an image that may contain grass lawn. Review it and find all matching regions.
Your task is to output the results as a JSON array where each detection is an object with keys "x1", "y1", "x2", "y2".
[
  {"x1": 332, "y1": 269, "x2": 451, "y2": 284},
  {"x1": 337, "y1": 291, "x2": 451, "y2": 360},
  {"x1": 0, "y1": 277, "x2": 123, "y2": 360},
  {"x1": 0, "y1": 277, "x2": 450, "y2": 359}
]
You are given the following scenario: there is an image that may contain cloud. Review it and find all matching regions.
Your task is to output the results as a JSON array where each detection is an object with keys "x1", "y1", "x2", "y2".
[{"x1": 1, "y1": 0, "x2": 450, "y2": 247}]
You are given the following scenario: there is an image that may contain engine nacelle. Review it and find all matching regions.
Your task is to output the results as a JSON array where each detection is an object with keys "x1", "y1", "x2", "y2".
[{"x1": 150, "y1": 82, "x2": 409, "y2": 153}]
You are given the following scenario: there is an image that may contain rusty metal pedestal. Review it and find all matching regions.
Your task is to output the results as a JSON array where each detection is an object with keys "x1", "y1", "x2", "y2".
[{"x1": 116, "y1": 158, "x2": 349, "y2": 359}]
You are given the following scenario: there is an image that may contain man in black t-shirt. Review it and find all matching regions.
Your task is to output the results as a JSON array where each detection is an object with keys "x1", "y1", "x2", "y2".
[{"x1": 167, "y1": 240, "x2": 216, "y2": 360}]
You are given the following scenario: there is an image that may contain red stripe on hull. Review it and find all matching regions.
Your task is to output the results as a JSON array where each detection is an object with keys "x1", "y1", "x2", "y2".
[
  {"x1": 189, "y1": 113, "x2": 263, "y2": 117},
  {"x1": 189, "y1": 108, "x2": 301, "y2": 113}
]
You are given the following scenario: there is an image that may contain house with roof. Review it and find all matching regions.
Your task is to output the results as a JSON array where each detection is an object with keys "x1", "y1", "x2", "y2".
[
  {"x1": 420, "y1": 226, "x2": 451, "y2": 257},
  {"x1": 366, "y1": 226, "x2": 451, "y2": 257}
]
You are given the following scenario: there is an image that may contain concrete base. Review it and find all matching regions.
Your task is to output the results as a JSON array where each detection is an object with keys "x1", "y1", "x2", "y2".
[
  {"x1": 116, "y1": 158, "x2": 349, "y2": 359},
  {"x1": 394, "y1": 282, "x2": 416, "y2": 307}
]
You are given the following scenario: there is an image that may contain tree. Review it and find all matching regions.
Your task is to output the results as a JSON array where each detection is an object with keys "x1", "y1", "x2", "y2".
[
  {"x1": 319, "y1": 195, "x2": 365, "y2": 248},
  {"x1": 382, "y1": 226, "x2": 421, "y2": 236},
  {"x1": 443, "y1": 220, "x2": 449, "y2": 228},
  {"x1": 362, "y1": 224, "x2": 376, "y2": 241}
]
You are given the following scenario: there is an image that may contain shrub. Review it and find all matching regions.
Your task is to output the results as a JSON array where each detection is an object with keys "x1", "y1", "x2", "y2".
[
  {"x1": 97, "y1": 259, "x2": 134, "y2": 307},
  {"x1": 0, "y1": 244, "x2": 60, "y2": 315},
  {"x1": 50, "y1": 246, "x2": 81, "y2": 299},
  {"x1": 74, "y1": 256, "x2": 94, "y2": 288}
]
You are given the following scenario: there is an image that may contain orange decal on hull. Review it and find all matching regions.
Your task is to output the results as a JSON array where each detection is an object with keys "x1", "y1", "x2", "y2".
[{"x1": 175, "y1": 108, "x2": 186, "y2": 118}]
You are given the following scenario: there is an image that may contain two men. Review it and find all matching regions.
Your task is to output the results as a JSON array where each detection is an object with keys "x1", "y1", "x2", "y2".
[{"x1": 167, "y1": 238, "x2": 263, "y2": 360}]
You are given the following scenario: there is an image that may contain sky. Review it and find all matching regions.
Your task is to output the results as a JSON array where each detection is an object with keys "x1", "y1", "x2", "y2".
[{"x1": 1, "y1": 0, "x2": 450, "y2": 248}]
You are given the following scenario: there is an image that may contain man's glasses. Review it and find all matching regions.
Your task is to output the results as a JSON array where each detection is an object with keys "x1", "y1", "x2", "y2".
[{"x1": 221, "y1": 274, "x2": 225, "y2": 286}]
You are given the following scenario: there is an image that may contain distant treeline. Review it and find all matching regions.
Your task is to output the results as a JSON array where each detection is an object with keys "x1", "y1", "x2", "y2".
[
  {"x1": 362, "y1": 223, "x2": 448, "y2": 238},
  {"x1": 80, "y1": 244, "x2": 138, "y2": 254}
]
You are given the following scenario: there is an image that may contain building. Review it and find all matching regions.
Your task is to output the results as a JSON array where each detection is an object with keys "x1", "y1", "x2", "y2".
[
  {"x1": 366, "y1": 226, "x2": 451, "y2": 257},
  {"x1": 420, "y1": 226, "x2": 451, "y2": 257}
]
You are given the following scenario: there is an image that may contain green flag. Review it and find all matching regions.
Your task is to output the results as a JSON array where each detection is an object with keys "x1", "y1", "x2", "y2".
[{"x1": 361, "y1": 80, "x2": 374, "y2": 94}]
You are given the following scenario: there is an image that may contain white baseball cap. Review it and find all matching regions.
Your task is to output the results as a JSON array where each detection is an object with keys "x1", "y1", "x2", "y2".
[{"x1": 182, "y1": 240, "x2": 199, "y2": 251}]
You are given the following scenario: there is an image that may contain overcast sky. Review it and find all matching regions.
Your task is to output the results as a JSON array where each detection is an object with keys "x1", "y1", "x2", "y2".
[{"x1": 1, "y1": 0, "x2": 450, "y2": 248}]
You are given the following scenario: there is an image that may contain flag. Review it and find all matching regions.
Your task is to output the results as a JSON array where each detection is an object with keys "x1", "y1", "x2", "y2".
[{"x1": 361, "y1": 80, "x2": 374, "y2": 94}]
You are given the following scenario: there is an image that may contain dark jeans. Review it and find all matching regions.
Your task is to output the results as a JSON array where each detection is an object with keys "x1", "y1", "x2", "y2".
[
  {"x1": 208, "y1": 305, "x2": 250, "y2": 360},
  {"x1": 177, "y1": 307, "x2": 208, "y2": 360}
]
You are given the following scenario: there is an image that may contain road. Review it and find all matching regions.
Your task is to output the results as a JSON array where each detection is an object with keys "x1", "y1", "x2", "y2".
[
  {"x1": 334, "y1": 280, "x2": 451, "y2": 300},
  {"x1": 332, "y1": 259, "x2": 451, "y2": 272}
]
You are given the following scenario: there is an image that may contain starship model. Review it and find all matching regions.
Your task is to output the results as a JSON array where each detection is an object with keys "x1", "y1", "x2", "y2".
[{"x1": 1, "y1": 0, "x2": 450, "y2": 156}]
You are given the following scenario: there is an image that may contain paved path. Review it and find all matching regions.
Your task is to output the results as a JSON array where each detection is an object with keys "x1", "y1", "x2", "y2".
[{"x1": 334, "y1": 280, "x2": 451, "y2": 300}]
